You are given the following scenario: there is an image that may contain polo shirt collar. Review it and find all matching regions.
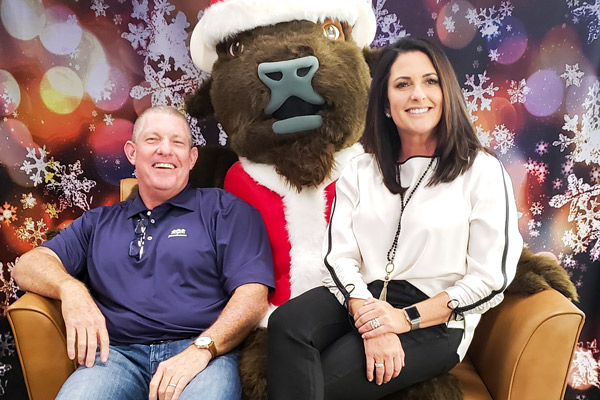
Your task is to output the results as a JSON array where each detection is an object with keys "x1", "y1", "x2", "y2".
[{"x1": 126, "y1": 185, "x2": 196, "y2": 218}]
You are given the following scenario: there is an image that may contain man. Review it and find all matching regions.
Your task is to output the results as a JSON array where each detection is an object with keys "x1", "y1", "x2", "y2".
[{"x1": 12, "y1": 106, "x2": 274, "y2": 400}]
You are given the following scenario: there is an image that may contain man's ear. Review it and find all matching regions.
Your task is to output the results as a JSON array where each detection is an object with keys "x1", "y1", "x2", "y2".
[
  {"x1": 124, "y1": 140, "x2": 137, "y2": 166},
  {"x1": 363, "y1": 47, "x2": 383, "y2": 78},
  {"x1": 189, "y1": 145, "x2": 199, "y2": 170}
]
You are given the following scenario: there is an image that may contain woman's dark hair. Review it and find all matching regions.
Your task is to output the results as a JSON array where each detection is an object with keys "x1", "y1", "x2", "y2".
[{"x1": 361, "y1": 37, "x2": 483, "y2": 194}]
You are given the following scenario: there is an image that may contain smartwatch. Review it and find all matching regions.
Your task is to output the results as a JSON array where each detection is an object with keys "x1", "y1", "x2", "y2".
[
  {"x1": 192, "y1": 336, "x2": 217, "y2": 359},
  {"x1": 403, "y1": 305, "x2": 421, "y2": 331}
]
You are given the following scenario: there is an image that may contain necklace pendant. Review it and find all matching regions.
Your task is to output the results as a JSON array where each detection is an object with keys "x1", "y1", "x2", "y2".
[{"x1": 379, "y1": 280, "x2": 389, "y2": 302}]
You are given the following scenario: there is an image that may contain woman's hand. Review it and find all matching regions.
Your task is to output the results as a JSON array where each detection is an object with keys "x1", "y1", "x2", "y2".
[
  {"x1": 363, "y1": 333, "x2": 405, "y2": 385},
  {"x1": 354, "y1": 298, "x2": 408, "y2": 339}
]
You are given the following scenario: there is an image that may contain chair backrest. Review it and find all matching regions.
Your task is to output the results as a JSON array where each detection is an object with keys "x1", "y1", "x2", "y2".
[{"x1": 120, "y1": 178, "x2": 138, "y2": 201}]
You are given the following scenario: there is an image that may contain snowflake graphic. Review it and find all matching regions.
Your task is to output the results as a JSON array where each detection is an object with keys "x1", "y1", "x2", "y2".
[
  {"x1": 492, "y1": 124, "x2": 516, "y2": 155},
  {"x1": 0, "y1": 333, "x2": 15, "y2": 357},
  {"x1": 443, "y1": 16, "x2": 456, "y2": 33},
  {"x1": 591, "y1": 166, "x2": 600, "y2": 183},
  {"x1": 187, "y1": 115, "x2": 207, "y2": 147},
  {"x1": 569, "y1": 0, "x2": 600, "y2": 43},
  {"x1": 553, "y1": 80, "x2": 600, "y2": 165},
  {"x1": 44, "y1": 203, "x2": 60, "y2": 219},
  {"x1": 20, "y1": 146, "x2": 50, "y2": 187},
  {"x1": 535, "y1": 141, "x2": 549, "y2": 155},
  {"x1": 473, "y1": 60, "x2": 479, "y2": 69},
  {"x1": 475, "y1": 126, "x2": 493, "y2": 148},
  {"x1": 427, "y1": 28, "x2": 434, "y2": 37},
  {"x1": 124, "y1": 1, "x2": 205, "y2": 108},
  {"x1": 91, "y1": 0, "x2": 109, "y2": 17},
  {"x1": 20, "y1": 193, "x2": 36, "y2": 209},
  {"x1": 524, "y1": 158, "x2": 549, "y2": 183},
  {"x1": 488, "y1": 49, "x2": 500, "y2": 62},
  {"x1": 507, "y1": 79, "x2": 531, "y2": 104},
  {"x1": 0, "y1": 362, "x2": 11, "y2": 378},
  {"x1": 372, "y1": 0, "x2": 408, "y2": 47},
  {"x1": 530, "y1": 201, "x2": 544, "y2": 215},
  {"x1": 550, "y1": 174, "x2": 600, "y2": 259},
  {"x1": 561, "y1": 63, "x2": 585, "y2": 87},
  {"x1": 452, "y1": 3, "x2": 460, "y2": 13},
  {"x1": 554, "y1": 178, "x2": 564, "y2": 190},
  {"x1": 0, "y1": 203, "x2": 17, "y2": 226},
  {"x1": 462, "y1": 71, "x2": 499, "y2": 122},
  {"x1": 0, "y1": 260, "x2": 20, "y2": 316},
  {"x1": 466, "y1": 2, "x2": 513, "y2": 39},
  {"x1": 432, "y1": 12, "x2": 438, "y2": 20},
  {"x1": 528, "y1": 218, "x2": 541, "y2": 237},
  {"x1": 45, "y1": 161, "x2": 97, "y2": 211},
  {"x1": 569, "y1": 340, "x2": 600, "y2": 390},
  {"x1": 114, "y1": 14, "x2": 123, "y2": 25},
  {"x1": 216, "y1": 122, "x2": 228, "y2": 146},
  {"x1": 104, "y1": 114, "x2": 114, "y2": 126},
  {"x1": 16, "y1": 218, "x2": 47, "y2": 246}
]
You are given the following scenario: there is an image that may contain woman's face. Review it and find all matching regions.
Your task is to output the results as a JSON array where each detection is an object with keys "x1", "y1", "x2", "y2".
[{"x1": 386, "y1": 51, "x2": 443, "y2": 141}]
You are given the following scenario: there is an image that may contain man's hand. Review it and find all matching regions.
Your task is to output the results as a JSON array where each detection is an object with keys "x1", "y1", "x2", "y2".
[
  {"x1": 148, "y1": 346, "x2": 211, "y2": 400},
  {"x1": 60, "y1": 280, "x2": 109, "y2": 368},
  {"x1": 363, "y1": 333, "x2": 404, "y2": 385}
]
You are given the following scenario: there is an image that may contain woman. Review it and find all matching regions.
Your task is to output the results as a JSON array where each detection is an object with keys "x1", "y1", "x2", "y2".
[{"x1": 267, "y1": 37, "x2": 523, "y2": 400}]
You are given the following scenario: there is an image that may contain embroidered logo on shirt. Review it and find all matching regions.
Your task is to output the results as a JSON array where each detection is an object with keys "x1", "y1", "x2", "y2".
[{"x1": 168, "y1": 228, "x2": 187, "y2": 238}]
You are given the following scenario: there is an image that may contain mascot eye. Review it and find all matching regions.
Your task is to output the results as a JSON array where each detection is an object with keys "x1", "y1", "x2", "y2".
[
  {"x1": 228, "y1": 41, "x2": 244, "y2": 57},
  {"x1": 323, "y1": 24, "x2": 341, "y2": 40}
]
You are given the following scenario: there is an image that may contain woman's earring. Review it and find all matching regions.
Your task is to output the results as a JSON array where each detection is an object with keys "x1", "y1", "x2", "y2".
[{"x1": 385, "y1": 112, "x2": 391, "y2": 118}]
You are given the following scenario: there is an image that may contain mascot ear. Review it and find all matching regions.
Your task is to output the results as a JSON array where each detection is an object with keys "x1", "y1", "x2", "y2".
[
  {"x1": 363, "y1": 47, "x2": 383, "y2": 78},
  {"x1": 185, "y1": 77, "x2": 215, "y2": 120}
]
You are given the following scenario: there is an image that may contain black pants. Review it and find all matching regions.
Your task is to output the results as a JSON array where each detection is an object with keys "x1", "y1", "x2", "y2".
[{"x1": 267, "y1": 284, "x2": 462, "y2": 400}]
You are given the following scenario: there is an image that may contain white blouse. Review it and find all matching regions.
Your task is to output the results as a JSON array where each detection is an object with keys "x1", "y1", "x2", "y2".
[{"x1": 322, "y1": 152, "x2": 523, "y2": 359}]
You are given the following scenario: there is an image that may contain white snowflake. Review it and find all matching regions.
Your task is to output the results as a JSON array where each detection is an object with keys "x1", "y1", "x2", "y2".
[
  {"x1": 452, "y1": 3, "x2": 460, "y2": 13},
  {"x1": 562, "y1": 158, "x2": 576, "y2": 176},
  {"x1": 432, "y1": 12, "x2": 438, "y2": 20},
  {"x1": 535, "y1": 141, "x2": 549, "y2": 155},
  {"x1": 45, "y1": 161, "x2": 97, "y2": 211},
  {"x1": 570, "y1": 0, "x2": 600, "y2": 43},
  {"x1": 506, "y1": 24, "x2": 513, "y2": 31},
  {"x1": 550, "y1": 174, "x2": 600, "y2": 259},
  {"x1": 0, "y1": 362, "x2": 11, "y2": 378},
  {"x1": 590, "y1": 166, "x2": 600, "y2": 183},
  {"x1": 20, "y1": 193, "x2": 36, "y2": 209},
  {"x1": 187, "y1": 115, "x2": 207, "y2": 147},
  {"x1": 475, "y1": 126, "x2": 493, "y2": 148},
  {"x1": 372, "y1": 0, "x2": 408, "y2": 47},
  {"x1": 561, "y1": 63, "x2": 585, "y2": 87},
  {"x1": 554, "y1": 178, "x2": 563, "y2": 189},
  {"x1": 462, "y1": 71, "x2": 499, "y2": 122},
  {"x1": 488, "y1": 48, "x2": 500, "y2": 62},
  {"x1": 103, "y1": 114, "x2": 114, "y2": 126},
  {"x1": 530, "y1": 201, "x2": 544, "y2": 215},
  {"x1": 16, "y1": 218, "x2": 47, "y2": 246},
  {"x1": 553, "y1": 80, "x2": 600, "y2": 165},
  {"x1": 427, "y1": 28, "x2": 434, "y2": 37},
  {"x1": 507, "y1": 79, "x2": 531, "y2": 104},
  {"x1": 493, "y1": 124, "x2": 516, "y2": 155},
  {"x1": 20, "y1": 146, "x2": 50, "y2": 187},
  {"x1": 443, "y1": 16, "x2": 456, "y2": 33},
  {"x1": 216, "y1": 122, "x2": 228, "y2": 146},
  {"x1": 114, "y1": 14, "x2": 122, "y2": 25},
  {"x1": 124, "y1": 0, "x2": 206, "y2": 119},
  {"x1": 0, "y1": 333, "x2": 15, "y2": 357},
  {"x1": 466, "y1": 3, "x2": 512, "y2": 39},
  {"x1": 91, "y1": 0, "x2": 109, "y2": 17}
]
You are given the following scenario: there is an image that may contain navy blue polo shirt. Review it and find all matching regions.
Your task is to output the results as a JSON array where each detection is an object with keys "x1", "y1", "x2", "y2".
[{"x1": 43, "y1": 185, "x2": 274, "y2": 345}]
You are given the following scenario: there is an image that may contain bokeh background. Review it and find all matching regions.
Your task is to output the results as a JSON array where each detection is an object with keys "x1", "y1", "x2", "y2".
[{"x1": 0, "y1": 0, "x2": 598, "y2": 398}]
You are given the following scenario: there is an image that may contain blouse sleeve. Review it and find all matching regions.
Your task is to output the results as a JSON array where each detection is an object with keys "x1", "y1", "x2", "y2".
[
  {"x1": 444, "y1": 154, "x2": 523, "y2": 316},
  {"x1": 322, "y1": 160, "x2": 373, "y2": 305}
]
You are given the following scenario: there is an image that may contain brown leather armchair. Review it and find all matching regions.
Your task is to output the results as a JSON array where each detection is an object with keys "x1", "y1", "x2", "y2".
[{"x1": 8, "y1": 179, "x2": 585, "y2": 400}]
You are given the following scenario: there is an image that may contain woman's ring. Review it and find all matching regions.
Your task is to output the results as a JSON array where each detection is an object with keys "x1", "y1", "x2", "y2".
[
  {"x1": 374, "y1": 362, "x2": 384, "y2": 368},
  {"x1": 168, "y1": 383, "x2": 177, "y2": 387},
  {"x1": 370, "y1": 318, "x2": 381, "y2": 330}
]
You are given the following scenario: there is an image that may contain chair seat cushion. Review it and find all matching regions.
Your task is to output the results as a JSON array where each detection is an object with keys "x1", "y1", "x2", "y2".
[{"x1": 450, "y1": 357, "x2": 493, "y2": 400}]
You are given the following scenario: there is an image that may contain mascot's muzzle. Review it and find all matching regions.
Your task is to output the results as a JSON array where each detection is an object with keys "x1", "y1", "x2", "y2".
[{"x1": 258, "y1": 56, "x2": 325, "y2": 134}]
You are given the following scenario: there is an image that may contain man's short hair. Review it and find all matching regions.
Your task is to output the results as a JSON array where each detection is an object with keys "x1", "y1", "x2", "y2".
[{"x1": 132, "y1": 106, "x2": 194, "y2": 147}]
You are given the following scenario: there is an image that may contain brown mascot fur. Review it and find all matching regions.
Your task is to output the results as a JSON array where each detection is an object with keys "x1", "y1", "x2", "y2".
[{"x1": 184, "y1": 1, "x2": 578, "y2": 399}]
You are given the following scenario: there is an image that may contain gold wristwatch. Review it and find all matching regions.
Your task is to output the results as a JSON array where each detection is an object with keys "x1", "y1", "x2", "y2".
[{"x1": 192, "y1": 336, "x2": 217, "y2": 359}]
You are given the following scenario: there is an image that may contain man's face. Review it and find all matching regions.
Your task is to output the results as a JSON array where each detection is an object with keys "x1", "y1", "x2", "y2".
[{"x1": 124, "y1": 112, "x2": 198, "y2": 201}]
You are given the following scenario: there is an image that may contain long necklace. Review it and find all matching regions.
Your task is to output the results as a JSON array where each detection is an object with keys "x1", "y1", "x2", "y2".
[{"x1": 379, "y1": 157, "x2": 435, "y2": 302}]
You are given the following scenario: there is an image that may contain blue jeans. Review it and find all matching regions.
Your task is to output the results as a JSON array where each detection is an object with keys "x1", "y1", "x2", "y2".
[{"x1": 56, "y1": 338, "x2": 241, "y2": 400}]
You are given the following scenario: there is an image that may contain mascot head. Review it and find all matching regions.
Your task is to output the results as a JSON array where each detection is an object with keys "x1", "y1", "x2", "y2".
[{"x1": 186, "y1": 0, "x2": 377, "y2": 190}]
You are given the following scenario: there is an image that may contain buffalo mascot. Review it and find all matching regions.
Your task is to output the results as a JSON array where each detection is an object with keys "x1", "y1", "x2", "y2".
[{"x1": 185, "y1": 0, "x2": 578, "y2": 398}]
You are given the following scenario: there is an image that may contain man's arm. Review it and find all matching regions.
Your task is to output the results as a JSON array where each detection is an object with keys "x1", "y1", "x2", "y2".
[
  {"x1": 149, "y1": 282, "x2": 268, "y2": 400},
  {"x1": 12, "y1": 246, "x2": 110, "y2": 367}
]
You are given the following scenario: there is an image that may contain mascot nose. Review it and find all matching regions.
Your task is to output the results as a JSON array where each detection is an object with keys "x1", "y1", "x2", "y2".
[{"x1": 258, "y1": 56, "x2": 325, "y2": 134}]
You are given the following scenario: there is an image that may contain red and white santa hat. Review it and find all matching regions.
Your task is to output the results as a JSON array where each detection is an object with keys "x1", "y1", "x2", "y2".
[{"x1": 190, "y1": 0, "x2": 377, "y2": 72}]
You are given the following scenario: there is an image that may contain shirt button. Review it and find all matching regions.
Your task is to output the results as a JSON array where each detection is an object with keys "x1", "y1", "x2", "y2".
[
  {"x1": 147, "y1": 236, "x2": 153, "y2": 241},
  {"x1": 150, "y1": 219, "x2": 155, "y2": 224},
  {"x1": 146, "y1": 211, "x2": 151, "y2": 216}
]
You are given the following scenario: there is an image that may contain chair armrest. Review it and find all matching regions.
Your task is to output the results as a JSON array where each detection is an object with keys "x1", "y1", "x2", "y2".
[
  {"x1": 467, "y1": 289, "x2": 585, "y2": 400},
  {"x1": 7, "y1": 292, "x2": 76, "y2": 400}
]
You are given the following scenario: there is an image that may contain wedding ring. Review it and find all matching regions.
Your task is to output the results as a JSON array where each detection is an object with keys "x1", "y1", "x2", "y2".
[
  {"x1": 374, "y1": 363, "x2": 384, "y2": 368},
  {"x1": 370, "y1": 318, "x2": 380, "y2": 330},
  {"x1": 168, "y1": 383, "x2": 177, "y2": 387}
]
